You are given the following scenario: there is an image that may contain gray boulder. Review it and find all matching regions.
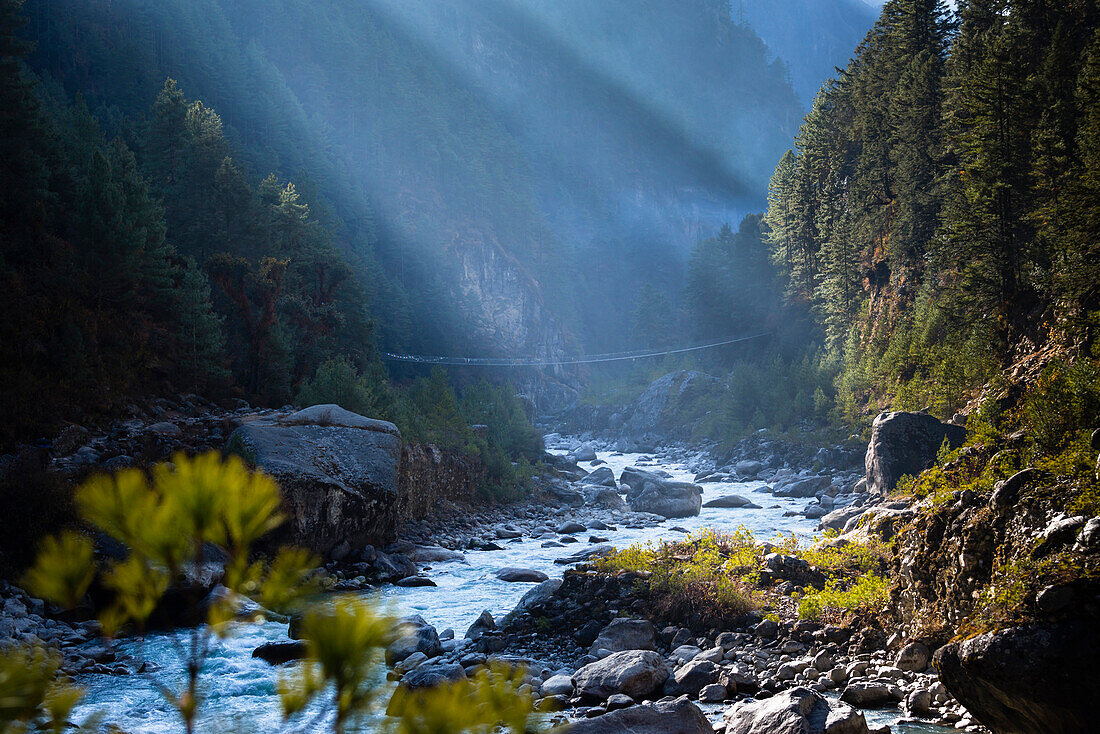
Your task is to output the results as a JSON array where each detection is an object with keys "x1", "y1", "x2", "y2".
[
  {"x1": 541, "y1": 674, "x2": 574, "y2": 697},
  {"x1": 589, "y1": 618, "x2": 656, "y2": 654},
  {"x1": 818, "y1": 506, "x2": 866, "y2": 532},
  {"x1": 465, "y1": 609, "x2": 495, "y2": 640},
  {"x1": 840, "y1": 681, "x2": 894, "y2": 707},
  {"x1": 629, "y1": 481, "x2": 702, "y2": 518},
  {"x1": 572, "y1": 649, "x2": 670, "y2": 699},
  {"x1": 502, "y1": 578, "x2": 562, "y2": 624},
  {"x1": 865, "y1": 411, "x2": 965, "y2": 495},
  {"x1": 557, "y1": 521, "x2": 587, "y2": 534},
  {"x1": 565, "y1": 696, "x2": 711, "y2": 734},
  {"x1": 584, "y1": 466, "x2": 618, "y2": 488},
  {"x1": 620, "y1": 466, "x2": 664, "y2": 494},
  {"x1": 725, "y1": 687, "x2": 869, "y2": 734},
  {"x1": 495, "y1": 567, "x2": 549, "y2": 583},
  {"x1": 400, "y1": 663, "x2": 466, "y2": 690},
  {"x1": 936, "y1": 620, "x2": 1100, "y2": 734},
  {"x1": 584, "y1": 486, "x2": 628, "y2": 511},
  {"x1": 704, "y1": 494, "x2": 760, "y2": 509},
  {"x1": 734, "y1": 460, "x2": 764, "y2": 477},
  {"x1": 227, "y1": 404, "x2": 401, "y2": 554},
  {"x1": 572, "y1": 443, "x2": 598, "y2": 462},
  {"x1": 406, "y1": 545, "x2": 465, "y2": 563},
  {"x1": 774, "y1": 476, "x2": 828, "y2": 498},
  {"x1": 385, "y1": 615, "x2": 442, "y2": 665},
  {"x1": 667, "y1": 659, "x2": 719, "y2": 696},
  {"x1": 554, "y1": 544, "x2": 615, "y2": 565},
  {"x1": 894, "y1": 642, "x2": 931, "y2": 672}
]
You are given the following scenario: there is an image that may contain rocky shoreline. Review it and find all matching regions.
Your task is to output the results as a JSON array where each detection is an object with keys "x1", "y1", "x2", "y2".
[{"x1": 3, "y1": 393, "x2": 1096, "y2": 733}]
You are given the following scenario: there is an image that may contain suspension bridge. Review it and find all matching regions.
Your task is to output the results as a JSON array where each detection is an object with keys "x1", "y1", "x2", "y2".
[{"x1": 381, "y1": 331, "x2": 772, "y2": 368}]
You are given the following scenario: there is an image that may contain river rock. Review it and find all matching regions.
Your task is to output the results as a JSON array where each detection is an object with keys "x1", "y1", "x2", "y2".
[
  {"x1": 589, "y1": 618, "x2": 656, "y2": 654},
  {"x1": 557, "y1": 521, "x2": 587, "y2": 534},
  {"x1": 724, "y1": 687, "x2": 868, "y2": 734},
  {"x1": 703, "y1": 494, "x2": 760, "y2": 509},
  {"x1": 502, "y1": 578, "x2": 562, "y2": 624},
  {"x1": 583, "y1": 466, "x2": 617, "y2": 488},
  {"x1": 774, "y1": 475, "x2": 828, "y2": 498},
  {"x1": 400, "y1": 662, "x2": 466, "y2": 690},
  {"x1": 734, "y1": 460, "x2": 763, "y2": 477},
  {"x1": 864, "y1": 411, "x2": 965, "y2": 495},
  {"x1": 818, "y1": 506, "x2": 866, "y2": 532},
  {"x1": 406, "y1": 545, "x2": 465, "y2": 563},
  {"x1": 395, "y1": 575, "x2": 436, "y2": 587},
  {"x1": 252, "y1": 641, "x2": 307, "y2": 665},
  {"x1": 572, "y1": 443, "x2": 598, "y2": 462},
  {"x1": 572, "y1": 649, "x2": 670, "y2": 699},
  {"x1": 629, "y1": 481, "x2": 701, "y2": 518},
  {"x1": 620, "y1": 467, "x2": 664, "y2": 494},
  {"x1": 541, "y1": 674, "x2": 575, "y2": 697},
  {"x1": 840, "y1": 681, "x2": 894, "y2": 707},
  {"x1": 935, "y1": 620, "x2": 1100, "y2": 734},
  {"x1": 226, "y1": 404, "x2": 402, "y2": 554},
  {"x1": 667, "y1": 659, "x2": 719, "y2": 696},
  {"x1": 565, "y1": 696, "x2": 711, "y2": 734},
  {"x1": 495, "y1": 567, "x2": 549, "y2": 583},
  {"x1": 386, "y1": 615, "x2": 442, "y2": 665},
  {"x1": 584, "y1": 486, "x2": 628, "y2": 510},
  {"x1": 894, "y1": 642, "x2": 930, "y2": 672},
  {"x1": 554, "y1": 544, "x2": 615, "y2": 565},
  {"x1": 465, "y1": 609, "x2": 496, "y2": 640}
]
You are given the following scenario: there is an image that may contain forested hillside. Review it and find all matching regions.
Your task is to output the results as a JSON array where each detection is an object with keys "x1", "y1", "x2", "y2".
[
  {"x1": 764, "y1": 0, "x2": 1100, "y2": 419},
  {"x1": 17, "y1": 0, "x2": 814, "y2": 361}
]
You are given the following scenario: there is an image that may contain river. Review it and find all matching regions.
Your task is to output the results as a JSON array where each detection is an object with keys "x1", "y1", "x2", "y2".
[{"x1": 71, "y1": 440, "x2": 940, "y2": 733}]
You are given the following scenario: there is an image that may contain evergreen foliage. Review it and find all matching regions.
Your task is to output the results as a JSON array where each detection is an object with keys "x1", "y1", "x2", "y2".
[{"x1": 764, "y1": 0, "x2": 1100, "y2": 416}]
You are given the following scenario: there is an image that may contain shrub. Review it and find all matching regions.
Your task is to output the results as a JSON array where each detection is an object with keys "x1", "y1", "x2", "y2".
[{"x1": 797, "y1": 573, "x2": 888, "y2": 621}]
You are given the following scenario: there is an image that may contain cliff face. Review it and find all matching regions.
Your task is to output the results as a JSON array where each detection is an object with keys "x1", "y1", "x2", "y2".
[{"x1": 397, "y1": 443, "x2": 487, "y2": 523}]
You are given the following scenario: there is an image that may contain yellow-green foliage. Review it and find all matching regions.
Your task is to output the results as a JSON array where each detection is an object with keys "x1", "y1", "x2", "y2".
[
  {"x1": 797, "y1": 574, "x2": 888, "y2": 622},
  {"x1": 0, "y1": 646, "x2": 88, "y2": 734},
  {"x1": 594, "y1": 529, "x2": 762, "y2": 624},
  {"x1": 595, "y1": 527, "x2": 890, "y2": 626},
  {"x1": 279, "y1": 596, "x2": 398, "y2": 733},
  {"x1": 18, "y1": 454, "x2": 536, "y2": 734},
  {"x1": 386, "y1": 664, "x2": 534, "y2": 734}
]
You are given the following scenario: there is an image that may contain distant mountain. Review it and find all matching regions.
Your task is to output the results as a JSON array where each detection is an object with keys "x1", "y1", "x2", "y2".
[
  {"x1": 738, "y1": 0, "x2": 878, "y2": 106},
  {"x1": 21, "y1": 0, "x2": 814, "y2": 361}
]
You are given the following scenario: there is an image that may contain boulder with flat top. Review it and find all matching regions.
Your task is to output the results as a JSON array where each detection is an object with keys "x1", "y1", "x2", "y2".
[{"x1": 227, "y1": 404, "x2": 401, "y2": 555}]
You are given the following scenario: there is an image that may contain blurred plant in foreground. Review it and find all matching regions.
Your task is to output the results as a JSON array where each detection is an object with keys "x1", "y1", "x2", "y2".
[{"x1": 14, "y1": 452, "x2": 536, "y2": 733}]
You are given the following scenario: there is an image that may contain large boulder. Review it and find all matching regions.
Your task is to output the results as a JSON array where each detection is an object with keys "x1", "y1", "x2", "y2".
[
  {"x1": 620, "y1": 466, "x2": 665, "y2": 494},
  {"x1": 385, "y1": 615, "x2": 442, "y2": 666},
  {"x1": 495, "y1": 567, "x2": 549, "y2": 583},
  {"x1": 629, "y1": 481, "x2": 702, "y2": 518},
  {"x1": 565, "y1": 696, "x2": 711, "y2": 734},
  {"x1": 703, "y1": 494, "x2": 760, "y2": 509},
  {"x1": 935, "y1": 621, "x2": 1100, "y2": 734},
  {"x1": 583, "y1": 466, "x2": 618, "y2": 488},
  {"x1": 623, "y1": 370, "x2": 729, "y2": 440},
  {"x1": 572, "y1": 649, "x2": 670, "y2": 700},
  {"x1": 227, "y1": 404, "x2": 401, "y2": 554},
  {"x1": 589, "y1": 618, "x2": 656, "y2": 654},
  {"x1": 864, "y1": 411, "x2": 965, "y2": 495},
  {"x1": 724, "y1": 687, "x2": 869, "y2": 734},
  {"x1": 666, "y1": 659, "x2": 719, "y2": 696},
  {"x1": 501, "y1": 578, "x2": 562, "y2": 624},
  {"x1": 583, "y1": 486, "x2": 628, "y2": 511}
]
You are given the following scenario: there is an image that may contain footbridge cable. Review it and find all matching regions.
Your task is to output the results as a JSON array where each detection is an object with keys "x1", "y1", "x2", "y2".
[{"x1": 381, "y1": 331, "x2": 772, "y2": 368}]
